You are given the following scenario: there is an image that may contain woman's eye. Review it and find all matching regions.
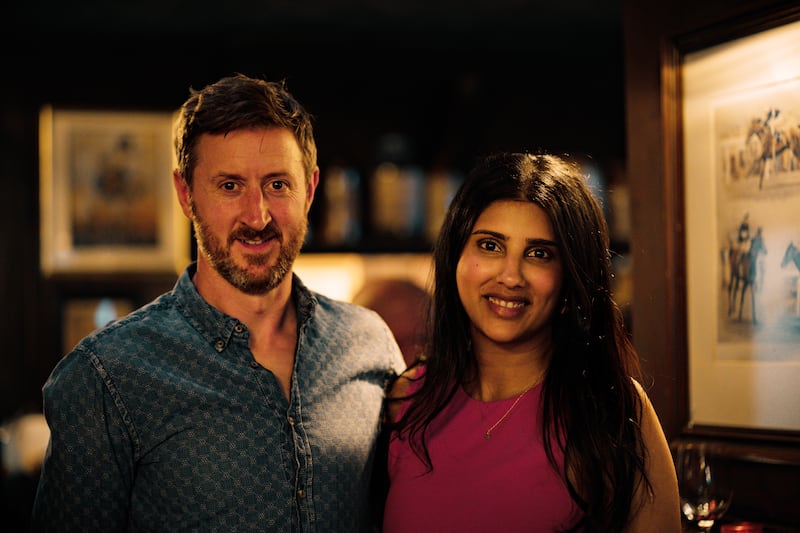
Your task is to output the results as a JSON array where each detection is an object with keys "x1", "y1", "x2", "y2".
[
  {"x1": 528, "y1": 248, "x2": 551, "y2": 259},
  {"x1": 478, "y1": 240, "x2": 499, "y2": 252}
]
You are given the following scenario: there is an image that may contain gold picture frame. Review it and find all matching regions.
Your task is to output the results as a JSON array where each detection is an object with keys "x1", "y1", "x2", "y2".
[{"x1": 39, "y1": 107, "x2": 189, "y2": 275}]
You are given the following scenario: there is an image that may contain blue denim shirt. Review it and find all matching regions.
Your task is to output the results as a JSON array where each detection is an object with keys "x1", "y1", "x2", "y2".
[{"x1": 32, "y1": 263, "x2": 405, "y2": 532}]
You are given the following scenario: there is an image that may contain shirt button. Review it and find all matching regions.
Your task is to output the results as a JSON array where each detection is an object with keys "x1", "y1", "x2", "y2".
[
  {"x1": 234, "y1": 324, "x2": 244, "y2": 333},
  {"x1": 288, "y1": 416, "x2": 295, "y2": 426},
  {"x1": 250, "y1": 361, "x2": 259, "y2": 369},
  {"x1": 214, "y1": 339, "x2": 225, "y2": 351},
  {"x1": 297, "y1": 489, "x2": 305, "y2": 499}
]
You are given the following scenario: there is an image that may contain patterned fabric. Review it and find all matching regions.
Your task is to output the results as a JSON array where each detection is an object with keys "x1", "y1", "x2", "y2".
[
  {"x1": 383, "y1": 374, "x2": 582, "y2": 532},
  {"x1": 32, "y1": 263, "x2": 405, "y2": 532}
]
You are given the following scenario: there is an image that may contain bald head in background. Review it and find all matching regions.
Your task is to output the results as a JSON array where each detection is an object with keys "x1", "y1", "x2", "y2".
[{"x1": 352, "y1": 278, "x2": 430, "y2": 367}]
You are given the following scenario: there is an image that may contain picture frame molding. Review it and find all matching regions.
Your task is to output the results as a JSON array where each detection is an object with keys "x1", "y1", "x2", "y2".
[
  {"x1": 665, "y1": 4, "x2": 800, "y2": 450},
  {"x1": 39, "y1": 106, "x2": 189, "y2": 276}
]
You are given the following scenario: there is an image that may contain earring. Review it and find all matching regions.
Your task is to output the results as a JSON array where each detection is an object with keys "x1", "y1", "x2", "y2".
[{"x1": 560, "y1": 298, "x2": 569, "y2": 315}]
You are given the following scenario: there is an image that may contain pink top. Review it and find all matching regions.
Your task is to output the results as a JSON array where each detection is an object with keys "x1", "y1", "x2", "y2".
[{"x1": 383, "y1": 379, "x2": 582, "y2": 532}]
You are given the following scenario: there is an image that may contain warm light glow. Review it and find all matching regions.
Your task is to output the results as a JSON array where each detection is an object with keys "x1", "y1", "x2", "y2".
[
  {"x1": 293, "y1": 254, "x2": 365, "y2": 301},
  {"x1": 293, "y1": 253, "x2": 432, "y2": 301}
]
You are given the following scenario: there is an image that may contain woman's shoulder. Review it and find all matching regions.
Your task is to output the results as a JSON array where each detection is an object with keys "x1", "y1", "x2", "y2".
[
  {"x1": 630, "y1": 377, "x2": 654, "y2": 409},
  {"x1": 387, "y1": 362, "x2": 426, "y2": 422},
  {"x1": 389, "y1": 362, "x2": 426, "y2": 397},
  {"x1": 627, "y1": 378, "x2": 682, "y2": 530}
]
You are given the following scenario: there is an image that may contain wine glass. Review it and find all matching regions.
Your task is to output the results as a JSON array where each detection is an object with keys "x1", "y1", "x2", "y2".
[{"x1": 674, "y1": 442, "x2": 734, "y2": 532}]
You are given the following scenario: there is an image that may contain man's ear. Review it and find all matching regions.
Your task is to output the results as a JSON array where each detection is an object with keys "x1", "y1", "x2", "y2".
[
  {"x1": 305, "y1": 166, "x2": 320, "y2": 213},
  {"x1": 173, "y1": 170, "x2": 192, "y2": 219}
]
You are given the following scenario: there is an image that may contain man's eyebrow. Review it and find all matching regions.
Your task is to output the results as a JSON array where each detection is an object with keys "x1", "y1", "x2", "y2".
[{"x1": 212, "y1": 171, "x2": 291, "y2": 180}]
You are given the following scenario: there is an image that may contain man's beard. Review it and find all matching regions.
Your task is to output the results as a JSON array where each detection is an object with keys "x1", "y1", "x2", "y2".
[{"x1": 191, "y1": 206, "x2": 306, "y2": 295}]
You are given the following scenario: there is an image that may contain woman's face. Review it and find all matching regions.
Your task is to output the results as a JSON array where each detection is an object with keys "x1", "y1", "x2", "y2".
[{"x1": 456, "y1": 200, "x2": 564, "y2": 352}]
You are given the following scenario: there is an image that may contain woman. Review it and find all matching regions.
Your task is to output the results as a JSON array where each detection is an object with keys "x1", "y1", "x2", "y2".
[{"x1": 382, "y1": 153, "x2": 680, "y2": 532}]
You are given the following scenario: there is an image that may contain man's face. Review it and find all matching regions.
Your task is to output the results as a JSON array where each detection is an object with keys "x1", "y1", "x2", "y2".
[{"x1": 174, "y1": 127, "x2": 318, "y2": 294}]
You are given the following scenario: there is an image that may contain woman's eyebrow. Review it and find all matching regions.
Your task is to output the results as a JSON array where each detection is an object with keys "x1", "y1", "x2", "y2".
[
  {"x1": 471, "y1": 229, "x2": 505, "y2": 239},
  {"x1": 471, "y1": 230, "x2": 558, "y2": 247},
  {"x1": 527, "y1": 238, "x2": 559, "y2": 247}
]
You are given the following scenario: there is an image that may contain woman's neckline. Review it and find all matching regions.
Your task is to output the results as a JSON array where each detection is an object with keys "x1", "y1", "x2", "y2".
[{"x1": 459, "y1": 380, "x2": 544, "y2": 404}]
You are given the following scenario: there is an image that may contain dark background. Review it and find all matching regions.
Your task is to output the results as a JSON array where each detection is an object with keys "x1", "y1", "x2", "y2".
[{"x1": 5, "y1": 0, "x2": 626, "y2": 175}]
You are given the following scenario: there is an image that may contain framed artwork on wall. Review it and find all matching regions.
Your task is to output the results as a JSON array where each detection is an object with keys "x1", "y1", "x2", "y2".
[
  {"x1": 61, "y1": 297, "x2": 135, "y2": 354},
  {"x1": 679, "y1": 14, "x2": 800, "y2": 434},
  {"x1": 39, "y1": 107, "x2": 189, "y2": 275}
]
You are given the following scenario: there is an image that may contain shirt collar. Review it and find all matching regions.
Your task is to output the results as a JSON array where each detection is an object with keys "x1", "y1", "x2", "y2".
[{"x1": 173, "y1": 262, "x2": 318, "y2": 350}]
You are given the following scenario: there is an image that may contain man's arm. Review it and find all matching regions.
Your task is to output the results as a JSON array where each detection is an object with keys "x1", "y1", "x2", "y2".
[{"x1": 31, "y1": 347, "x2": 135, "y2": 532}]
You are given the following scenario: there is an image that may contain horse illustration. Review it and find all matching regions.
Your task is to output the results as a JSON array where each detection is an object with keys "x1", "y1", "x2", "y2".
[
  {"x1": 746, "y1": 108, "x2": 800, "y2": 189},
  {"x1": 782, "y1": 241, "x2": 800, "y2": 271},
  {"x1": 728, "y1": 230, "x2": 767, "y2": 323},
  {"x1": 782, "y1": 242, "x2": 800, "y2": 316}
]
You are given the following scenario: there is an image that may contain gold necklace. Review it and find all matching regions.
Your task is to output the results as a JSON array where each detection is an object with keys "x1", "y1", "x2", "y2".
[{"x1": 483, "y1": 378, "x2": 542, "y2": 440}]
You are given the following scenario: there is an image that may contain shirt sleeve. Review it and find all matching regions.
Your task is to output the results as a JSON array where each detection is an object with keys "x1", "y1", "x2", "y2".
[{"x1": 31, "y1": 345, "x2": 136, "y2": 532}]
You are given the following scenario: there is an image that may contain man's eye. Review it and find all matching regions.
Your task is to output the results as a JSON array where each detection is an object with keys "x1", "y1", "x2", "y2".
[{"x1": 221, "y1": 182, "x2": 237, "y2": 191}]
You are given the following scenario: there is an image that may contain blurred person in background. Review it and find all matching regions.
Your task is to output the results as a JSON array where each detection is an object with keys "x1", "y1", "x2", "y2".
[{"x1": 352, "y1": 278, "x2": 430, "y2": 367}]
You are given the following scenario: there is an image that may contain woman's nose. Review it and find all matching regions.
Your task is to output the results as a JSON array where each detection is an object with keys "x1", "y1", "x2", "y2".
[{"x1": 496, "y1": 257, "x2": 526, "y2": 288}]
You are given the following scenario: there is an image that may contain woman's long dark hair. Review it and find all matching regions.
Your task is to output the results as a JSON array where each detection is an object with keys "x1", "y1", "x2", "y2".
[{"x1": 392, "y1": 152, "x2": 650, "y2": 532}]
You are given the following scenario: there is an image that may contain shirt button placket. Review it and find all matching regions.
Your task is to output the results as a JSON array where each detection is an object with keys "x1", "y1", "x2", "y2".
[{"x1": 289, "y1": 413, "x2": 311, "y2": 522}]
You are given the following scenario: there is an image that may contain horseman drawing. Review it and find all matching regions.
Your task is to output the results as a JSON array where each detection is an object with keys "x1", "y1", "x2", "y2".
[
  {"x1": 746, "y1": 108, "x2": 800, "y2": 189},
  {"x1": 728, "y1": 228, "x2": 767, "y2": 323},
  {"x1": 783, "y1": 242, "x2": 800, "y2": 316}
]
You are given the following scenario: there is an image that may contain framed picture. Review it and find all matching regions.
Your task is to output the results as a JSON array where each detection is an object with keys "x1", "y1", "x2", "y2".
[
  {"x1": 61, "y1": 297, "x2": 135, "y2": 354},
  {"x1": 39, "y1": 107, "x2": 189, "y2": 275},
  {"x1": 681, "y1": 16, "x2": 800, "y2": 433}
]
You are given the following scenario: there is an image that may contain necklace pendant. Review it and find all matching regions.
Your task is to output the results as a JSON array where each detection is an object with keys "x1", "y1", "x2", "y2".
[{"x1": 484, "y1": 432, "x2": 491, "y2": 440}]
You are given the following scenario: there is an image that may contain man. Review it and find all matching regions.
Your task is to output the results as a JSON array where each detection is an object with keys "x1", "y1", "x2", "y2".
[{"x1": 32, "y1": 74, "x2": 405, "y2": 532}]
